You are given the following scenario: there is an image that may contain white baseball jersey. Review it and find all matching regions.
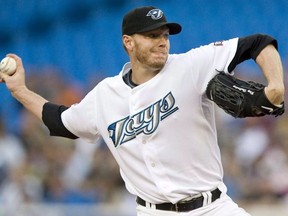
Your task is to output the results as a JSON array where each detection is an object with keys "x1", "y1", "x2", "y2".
[{"x1": 61, "y1": 38, "x2": 238, "y2": 204}]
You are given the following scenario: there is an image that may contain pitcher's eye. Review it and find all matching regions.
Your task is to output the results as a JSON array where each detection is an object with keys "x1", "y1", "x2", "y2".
[
  {"x1": 148, "y1": 33, "x2": 158, "y2": 38},
  {"x1": 163, "y1": 33, "x2": 169, "y2": 39}
]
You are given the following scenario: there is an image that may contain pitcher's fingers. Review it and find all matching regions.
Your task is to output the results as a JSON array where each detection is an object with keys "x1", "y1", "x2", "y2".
[{"x1": 0, "y1": 72, "x2": 9, "y2": 83}]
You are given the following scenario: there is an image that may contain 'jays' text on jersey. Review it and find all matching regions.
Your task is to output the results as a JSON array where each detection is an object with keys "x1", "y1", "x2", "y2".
[{"x1": 61, "y1": 38, "x2": 238, "y2": 204}]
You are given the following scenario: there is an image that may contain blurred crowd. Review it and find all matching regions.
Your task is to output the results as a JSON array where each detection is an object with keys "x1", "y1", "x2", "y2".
[
  {"x1": 0, "y1": 69, "x2": 125, "y2": 209},
  {"x1": 0, "y1": 66, "x2": 288, "y2": 210}
]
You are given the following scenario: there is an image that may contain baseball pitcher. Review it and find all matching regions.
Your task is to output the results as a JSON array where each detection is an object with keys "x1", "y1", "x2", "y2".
[{"x1": 0, "y1": 6, "x2": 285, "y2": 216}]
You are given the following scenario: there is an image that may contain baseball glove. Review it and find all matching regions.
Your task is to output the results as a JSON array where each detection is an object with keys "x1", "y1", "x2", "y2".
[{"x1": 206, "y1": 72, "x2": 284, "y2": 118}]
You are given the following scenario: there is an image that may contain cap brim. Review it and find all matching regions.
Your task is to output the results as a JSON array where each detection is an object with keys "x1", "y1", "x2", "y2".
[
  {"x1": 166, "y1": 23, "x2": 182, "y2": 35},
  {"x1": 137, "y1": 22, "x2": 182, "y2": 35}
]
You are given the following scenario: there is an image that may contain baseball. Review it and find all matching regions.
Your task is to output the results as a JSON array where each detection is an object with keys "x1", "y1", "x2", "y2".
[{"x1": 0, "y1": 56, "x2": 17, "y2": 75}]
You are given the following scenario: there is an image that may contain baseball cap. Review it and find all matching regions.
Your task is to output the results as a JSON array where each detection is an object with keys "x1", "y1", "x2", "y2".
[{"x1": 122, "y1": 6, "x2": 182, "y2": 35}]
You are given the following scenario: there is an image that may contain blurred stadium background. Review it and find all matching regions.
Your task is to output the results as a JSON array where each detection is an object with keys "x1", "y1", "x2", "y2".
[{"x1": 0, "y1": 0, "x2": 288, "y2": 215}]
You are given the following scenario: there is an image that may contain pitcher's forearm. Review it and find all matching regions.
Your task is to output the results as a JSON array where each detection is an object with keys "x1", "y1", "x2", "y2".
[
  {"x1": 12, "y1": 86, "x2": 48, "y2": 121},
  {"x1": 256, "y1": 44, "x2": 285, "y2": 105}
]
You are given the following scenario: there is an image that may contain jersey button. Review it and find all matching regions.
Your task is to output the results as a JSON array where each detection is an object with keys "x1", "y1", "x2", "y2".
[
  {"x1": 142, "y1": 140, "x2": 146, "y2": 144},
  {"x1": 151, "y1": 162, "x2": 156, "y2": 167}
]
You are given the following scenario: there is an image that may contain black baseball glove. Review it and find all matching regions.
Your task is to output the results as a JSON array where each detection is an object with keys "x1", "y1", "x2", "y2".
[{"x1": 206, "y1": 72, "x2": 284, "y2": 118}]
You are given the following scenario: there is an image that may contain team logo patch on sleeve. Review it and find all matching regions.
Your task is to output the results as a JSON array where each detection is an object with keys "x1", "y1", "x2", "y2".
[{"x1": 214, "y1": 41, "x2": 224, "y2": 46}]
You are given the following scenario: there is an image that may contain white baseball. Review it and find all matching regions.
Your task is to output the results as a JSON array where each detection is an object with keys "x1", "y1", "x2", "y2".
[{"x1": 0, "y1": 57, "x2": 17, "y2": 75}]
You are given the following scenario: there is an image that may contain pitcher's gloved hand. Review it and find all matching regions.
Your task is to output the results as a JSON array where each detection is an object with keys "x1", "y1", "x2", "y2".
[{"x1": 206, "y1": 72, "x2": 285, "y2": 118}]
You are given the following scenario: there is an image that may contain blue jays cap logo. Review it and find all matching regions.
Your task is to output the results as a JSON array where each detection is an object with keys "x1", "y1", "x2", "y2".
[{"x1": 146, "y1": 9, "x2": 163, "y2": 20}]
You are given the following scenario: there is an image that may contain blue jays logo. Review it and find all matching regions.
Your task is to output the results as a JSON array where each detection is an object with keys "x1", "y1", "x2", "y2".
[
  {"x1": 108, "y1": 92, "x2": 179, "y2": 147},
  {"x1": 146, "y1": 9, "x2": 163, "y2": 20},
  {"x1": 214, "y1": 41, "x2": 224, "y2": 46}
]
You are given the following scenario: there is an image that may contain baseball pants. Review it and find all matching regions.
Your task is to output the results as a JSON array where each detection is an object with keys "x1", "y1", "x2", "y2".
[{"x1": 136, "y1": 194, "x2": 251, "y2": 216}]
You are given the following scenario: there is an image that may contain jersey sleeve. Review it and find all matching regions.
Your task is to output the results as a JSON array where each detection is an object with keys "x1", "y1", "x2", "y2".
[
  {"x1": 187, "y1": 37, "x2": 238, "y2": 95},
  {"x1": 61, "y1": 88, "x2": 101, "y2": 143},
  {"x1": 191, "y1": 34, "x2": 277, "y2": 95},
  {"x1": 212, "y1": 38, "x2": 239, "y2": 74}
]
